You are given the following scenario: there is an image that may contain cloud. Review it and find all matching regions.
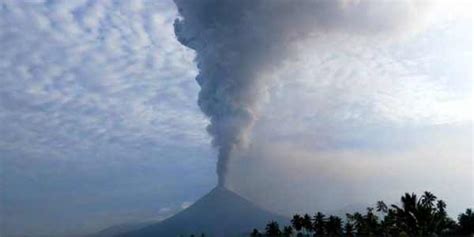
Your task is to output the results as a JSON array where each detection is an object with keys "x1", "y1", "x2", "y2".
[
  {"x1": 158, "y1": 207, "x2": 171, "y2": 214},
  {"x1": 181, "y1": 201, "x2": 193, "y2": 209},
  {"x1": 215, "y1": 0, "x2": 472, "y2": 220},
  {"x1": 0, "y1": 0, "x2": 214, "y2": 236},
  {"x1": 173, "y1": 0, "x2": 444, "y2": 187},
  {"x1": 0, "y1": 0, "x2": 211, "y2": 160},
  {"x1": 246, "y1": 13, "x2": 472, "y2": 152},
  {"x1": 228, "y1": 123, "x2": 473, "y2": 217},
  {"x1": 0, "y1": 0, "x2": 471, "y2": 236}
]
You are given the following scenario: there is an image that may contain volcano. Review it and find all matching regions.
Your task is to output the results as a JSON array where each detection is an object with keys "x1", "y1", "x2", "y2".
[{"x1": 119, "y1": 186, "x2": 288, "y2": 237}]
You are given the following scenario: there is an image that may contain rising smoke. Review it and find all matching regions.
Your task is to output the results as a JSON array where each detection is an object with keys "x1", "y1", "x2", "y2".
[{"x1": 173, "y1": 0, "x2": 433, "y2": 187}]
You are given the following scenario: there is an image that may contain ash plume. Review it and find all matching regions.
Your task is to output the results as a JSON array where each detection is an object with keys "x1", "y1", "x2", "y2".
[{"x1": 173, "y1": 0, "x2": 433, "y2": 187}]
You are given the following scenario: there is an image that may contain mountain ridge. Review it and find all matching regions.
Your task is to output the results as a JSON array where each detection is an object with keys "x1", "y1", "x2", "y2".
[{"x1": 118, "y1": 186, "x2": 289, "y2": 237}]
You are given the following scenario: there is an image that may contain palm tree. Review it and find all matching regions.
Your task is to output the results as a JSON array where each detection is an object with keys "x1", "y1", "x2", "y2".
[
  {"x1": 391, "y1": 192, "x2": 445, "y2": 236},
  {"x1": 391, "y1": 193, "x2": 419, "y2": 235},
  {"x1": 457, "y1": 208, "x2": 474, "y2": 235},
  {"x1": 303, "y1": 214, "x2": 313, "y2": 235},
  {"x1": 283, "y1": 225, "x2": 294, "y2": 237},
  {"x1": 421, "y1": 191, "x2": 437, "y2": 208},
  {"x1": 313, "y1": 212, "x2": 326, "y2": 236},
  {"x1": 365, "y1": 207, "x2": 380, "y2": 235},
  {"x1": 265, "y1": 221, "x2": 282, "y2": 236},
  {"x1": 436, "y1": 200, "x2": 446, "y2": 216},
  {"x1": 291, "y1": 214, "x2": 304, "y2": 234},
  {"x1": 347, "y1": 212, "x2": 364, "y2": 235},
  {"x1": 382, "y1": 209, "x2": 399, "y2": 236},
  {"x1": 326, "y1": 216, "x2": 342, "y2": 236},
  {"x1": 249, "y1": 191, "x2": 471, "y2": 237},
  {"x1": 432, "y1": 199, "x2": 450, "y2": 234},
  {"x1": 250, "y1": 228, "x2": 261, "y2": 237},
  {"x1": 376, "y1": 201, "x2": 388, "y2": 213},
  {"x1": 343, "y1": 221, "x2": 354, "y2": 237}
]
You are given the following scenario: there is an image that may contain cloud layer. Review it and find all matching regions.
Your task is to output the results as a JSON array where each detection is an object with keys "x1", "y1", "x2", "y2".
[
  {"x1": 0, "y1": 0, "x2": 471, "y2": 236},
  {"x1": 0, "y1": 0, "x2": 208, "y2": 158},
  {"x1": 223, "y1": 2, "x2": 472, "y2": 216},
  {"x1": 1, "y1": 1, "x2": 214, "y2": 236}
]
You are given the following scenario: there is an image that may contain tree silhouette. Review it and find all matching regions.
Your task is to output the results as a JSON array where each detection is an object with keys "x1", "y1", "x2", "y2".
[
  {"x1": 282, "y1": 225, "x2": 293, "y2": 237},
  {"x1": 346, "y1": 212, "x2": 363, "y2": 235},
  {"x1": 421, "y1": 191, "x2": 437, "y2": 208},
  {"x1": 250, "y1": 228, "x2": 262, "y2": 237},
  {"x1": 391, "y1": 192, "x2": 419, "y2": 235},
  {"x1": 291, "y1": 214, "x2": 303, "y2": 234},
  {"x1": 381, "y1": 208, "x2": 399, "y2": 236},
  {"x1": 302, "y1": 214, "x2": 313, "y2": 234},
  {"x1": 366, "y1": 207, "x2": 381, "y2": 235},
  {"x1": 346, "y1": 209, "x2": 380, "y2": 236},
  {"x1": 313, "y1": 212, "x2": 326, "y2": 236},
  {"x1": 265, "y1": 221, "x2": 282, "y2": 236},
  {"x1": 432, "y1": 199, "x2": 457, "y2": 234},
  {"x1": 458, "y1": 208, "x2": 474, "y2": 235},
  {"x1": 343, "y1": 221, "x2": 354, "y2": 237},
  {"x1": 249, "y1": 191, "x2": 472, "y2": 237},
  {"x1": 376, "y1": 200, "x2": 388, "y2": 213},
  {"x1": 326, "y1": 215, "x2": 343, "y2": 236},
  {"x1": 437, "y1": 200, "x2": 447, "y2": 215}
]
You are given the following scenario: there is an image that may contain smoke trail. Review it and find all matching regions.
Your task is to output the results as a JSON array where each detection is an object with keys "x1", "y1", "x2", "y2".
[{"x1": 173, "y1": 0, "x2": 433, "y2": 187}]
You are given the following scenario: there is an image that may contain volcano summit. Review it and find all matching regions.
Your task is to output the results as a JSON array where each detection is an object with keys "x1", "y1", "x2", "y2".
[{"x1": 119, "y1": 186, "x2": 288, "y2": 237}]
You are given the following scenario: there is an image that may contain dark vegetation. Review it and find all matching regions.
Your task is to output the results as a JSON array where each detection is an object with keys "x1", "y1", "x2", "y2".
[{"x1": 250, "y1": 191, "x2": 473, "y2": 236}]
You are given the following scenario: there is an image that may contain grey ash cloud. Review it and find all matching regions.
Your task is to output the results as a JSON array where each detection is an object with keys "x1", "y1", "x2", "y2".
[{"x1": 172, "y1": 0, "x2": 435, "y2": 187}]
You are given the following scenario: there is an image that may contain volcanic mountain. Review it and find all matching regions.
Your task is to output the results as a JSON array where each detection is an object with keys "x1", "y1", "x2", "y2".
[{"x1": 119, "y1": 186, "x2": 288, "y2": 237}]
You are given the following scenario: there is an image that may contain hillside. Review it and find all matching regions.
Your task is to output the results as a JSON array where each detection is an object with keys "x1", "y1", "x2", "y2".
[{"x1": 119, "y1": 186, "x2": 288, "y2": 237}]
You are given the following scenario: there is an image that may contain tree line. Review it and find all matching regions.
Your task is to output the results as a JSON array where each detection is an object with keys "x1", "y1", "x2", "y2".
[{"x1": 250, "y1": 191, "x2": 473, "y2": 236}]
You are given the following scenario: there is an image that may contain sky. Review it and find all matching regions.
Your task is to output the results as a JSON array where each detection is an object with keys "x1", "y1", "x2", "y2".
[{"x1": 0, "y1": 1, "x2": 472, "y2": 237}]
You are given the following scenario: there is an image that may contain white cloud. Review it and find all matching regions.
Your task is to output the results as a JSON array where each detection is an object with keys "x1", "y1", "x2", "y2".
[
  {"x1": 0, "y1": 1, "x2": 213, "y2": 236},
  {"x1": 158, "y1": 207, "x2": 171, "y2": 214},
  {"x1": 181, "y1": 201, "x2": 193, "y2": 209},
  {"x1": 0, "y1": 0, "x2": 210, "y2": 159}
]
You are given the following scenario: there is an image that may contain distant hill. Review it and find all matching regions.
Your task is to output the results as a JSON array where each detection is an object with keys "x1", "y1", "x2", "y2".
[
  {"x1": 90, "y1": 221, "x2": 155, "y2": 237},
  {"x1": 118, "y1": 186, "x2": 289, "y2": 237}
]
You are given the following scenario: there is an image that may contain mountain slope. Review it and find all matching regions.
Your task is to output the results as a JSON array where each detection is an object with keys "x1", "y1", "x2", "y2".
[
  {"x1": 91, "y1": 221, "x2": 155, "y2": 237},
  {"x1": 119, "y1": 186, "x2": 288, "y2": 237}
]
